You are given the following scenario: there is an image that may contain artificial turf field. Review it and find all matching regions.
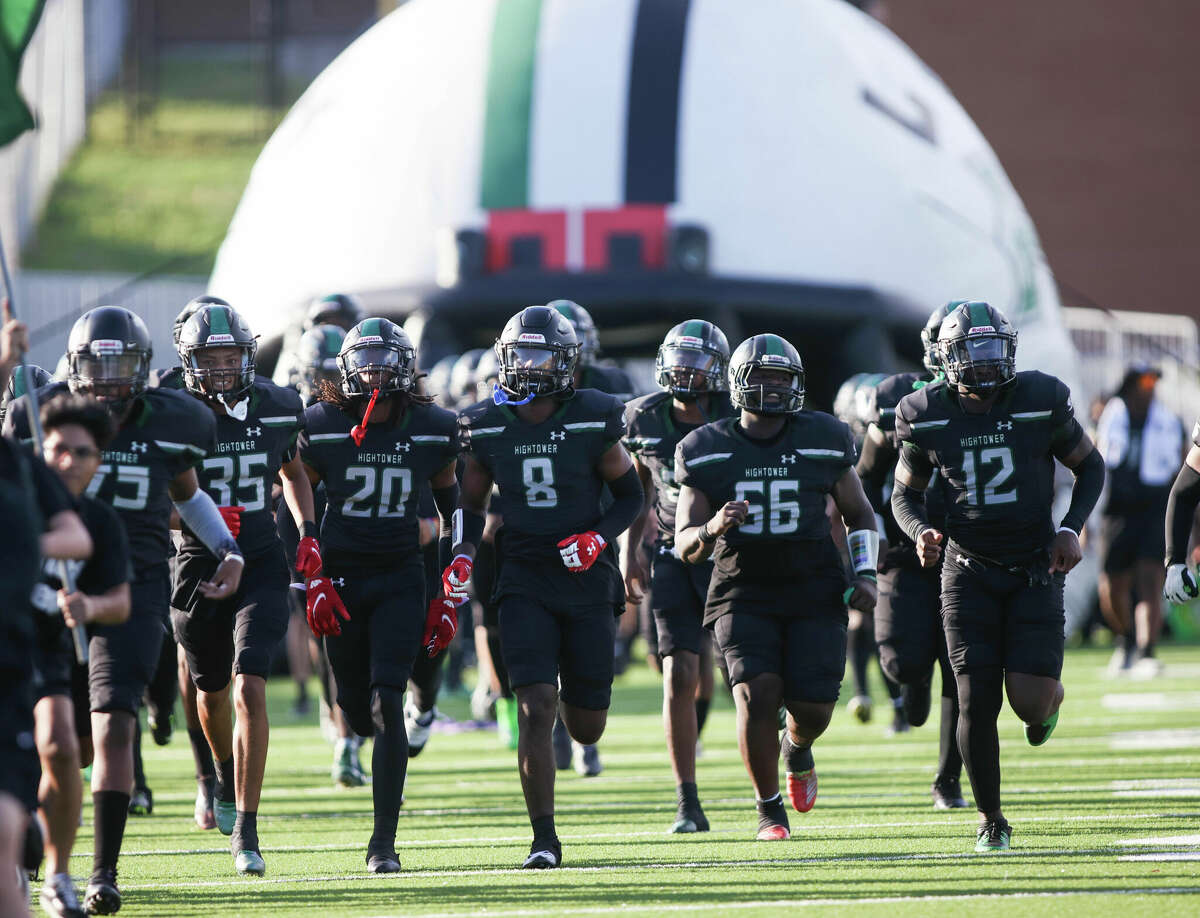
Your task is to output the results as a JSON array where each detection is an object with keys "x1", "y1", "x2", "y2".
[{"x1": 86, "y1": 644, "x2": 1200, "y2": 917}]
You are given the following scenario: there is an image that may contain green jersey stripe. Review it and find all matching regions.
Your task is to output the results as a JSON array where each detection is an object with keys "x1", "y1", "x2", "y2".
[
  {"x1": 307, "y1": 432, "x2": 347, "y2": 442},
  {"x1": 154, "y1": 440, "x2": 206, "y2": 457},
  {"x1": 411, "y1": 435, "x2": 451, "y2": 443},
  {"x1": 794, "y1": 448, "x2": 847, "y2": 458},
  {"x1": 564, "y1": 421, "x2": 606, "y2": 431},
  {"x1": 1012, "y1": 410, "x2": 1052, "y2": 420},
  {"x1": 259, "y1": 416, "x2": 297, "y2": 425},
  {"x1": 470, "y1": 426, "x2": 506, "y2": 437},
  {"x1": 686, "y1": 451, "x2": 732, "y2": 468},
  {"x1": 910, "y1": 419, "x2": 950, "y2": 430}
]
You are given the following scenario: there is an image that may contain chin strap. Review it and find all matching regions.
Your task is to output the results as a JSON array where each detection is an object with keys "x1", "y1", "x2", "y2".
[
  {"x1": 492, "y1": 382, "x2": 534, "y2": 407},
  {"x1": 217, "y1": 392, "x2": 249, "y2": 420}
]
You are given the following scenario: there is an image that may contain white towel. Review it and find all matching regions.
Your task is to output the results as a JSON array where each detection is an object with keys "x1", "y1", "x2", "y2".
[{"x1": 1096, "y1": 396, "x2": 1184, "y2": 487}]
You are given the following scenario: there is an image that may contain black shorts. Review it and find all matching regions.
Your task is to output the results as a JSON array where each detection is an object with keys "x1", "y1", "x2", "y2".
[
  {"x1": 498, "y1": 595, "x2": 616, "y2": 710},
  {"x1": 172, "y1": 548, "x2": 290, "y2": 693},
  {"x1": 322, "y1": 555, "x2": 426, "y2": 738},
  {"x1": 650, "y1": 545, "x2": 712, "y2": 657},
  {"x1": 712, "y1": 607, "x2": 847, "y2": 704},
  {"x1": 32, "y1": 619, "x2": 74, "y2": 701},
  {"x1": 940, "y1": 549, "x2": 1066, "y2": 678},
  {"x1": 0, "y1": 664, "x2": 38, "y2": 809},
  {"x1": 874, "y1": 564, "x2": 942, "y2": 686},
  {"x1": 71, "y1": 662, "x2": 91, "y2": 739},
  {"x1": 1101, "y1": 508, "x2": 1168, "y2": 574},
  {"x1": 88, "y1": 568, "x2": 170, "y2": 714}
]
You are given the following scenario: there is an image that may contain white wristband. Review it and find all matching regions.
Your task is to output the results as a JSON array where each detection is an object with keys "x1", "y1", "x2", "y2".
[
  {"x1": 1056, "y1": 525, "x2": 1079, "y2": 536},
  {"x1": 847, "y1": 528, "x2": 880, "y2": 574}
]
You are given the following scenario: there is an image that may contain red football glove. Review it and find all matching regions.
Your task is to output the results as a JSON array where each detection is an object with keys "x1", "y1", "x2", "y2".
[
  {"x1": 218, "y1": 505, "x2": 244, "y2": 538},
  {"x1": 295, "y1": 536, "x2": 323, "y2": 579},
  {"x1": 441, "y1": 554, "x2": 473, "y2": 606},
  {"x1": 422, "y1": 596, "x2": 459, "y2": 658},
  {"x1": 306, "y1": 576, "x2": 350, "y2": 637},
  {"x1": 557, "y1": 531, "x2": 607, "y2": 573}
]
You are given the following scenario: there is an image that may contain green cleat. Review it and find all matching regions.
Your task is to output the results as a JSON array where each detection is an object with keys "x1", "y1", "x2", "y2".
[
  {"x1": 333, "y1": 738, "x2": 366, "y2": 787},
  {"x1": 975, "y1": 819, "x2": 1012, "y2": 852},
  {"x1": 235, "y1": 850, "x2": 266, "y2": 876},
  {"x1": 1025, "y1": 709, "x2": 1059, "y2": 747},
  {"x1": 214, "y1": 798, "x2": 237, "y2": 836}
]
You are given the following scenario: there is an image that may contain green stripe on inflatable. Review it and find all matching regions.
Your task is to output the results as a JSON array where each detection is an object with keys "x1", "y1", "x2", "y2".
[{"x1": 480, "y1": 0, "x2": 542, "y2": 210}]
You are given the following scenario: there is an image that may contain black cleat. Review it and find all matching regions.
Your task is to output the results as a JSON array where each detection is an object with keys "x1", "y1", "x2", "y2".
[
  {"x1": 902, "y1": 678, "x2": 932, "y2": 727},
  {"x1": 84, "y1": 867, "x2": 121, "y2": 915},
  {"x1": 366, "y1": 850, "x2": 401, "y2": 874},
  {"x1": 127, "y1": 786, "x2": 153, "y2": 816},
  {"x1": 932, "y1": 777, "x2": 969, "y2": 810},
  {"x1": 975, "y1": 818, "x2": 1013, "y2": 852},
  {"x1": 671, "y1": 801, "x2": 710, "y2": 834},
  {"x1": 522, "y1": 838, "x2": 562, "y2": 869},
  {"x1": 148, "y1": 712, "x2": 173, "y2": 746}
]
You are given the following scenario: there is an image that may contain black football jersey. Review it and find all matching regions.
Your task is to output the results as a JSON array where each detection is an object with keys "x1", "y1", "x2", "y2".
[
  {"x1": 463, "y1": 389, "x2": 626, "y2": 557},
  {"x1": 578, "y1": 364, "x2": 636, "y2": 402},
  {"x1": 5, "y1": 383, "x2": 216, "y2": 575},
  {"x1": 625, "y1": 390, "x2": 737, "y2": 541},
  {"x1": 676, "y1": 412, "x2": 855, "y2": 620},
  {"x1": 184, "y1": 379, "x2": 305, "y2": 560},
  {"x1": 894, "y1": 371, "x2": 1084, "y2": 563},
  {"x1": 301, "y1": 400, "x2": 459, "y2": 566},
  {"x1": 864, "y1": 371, "x2": 948, "y2": 570}
]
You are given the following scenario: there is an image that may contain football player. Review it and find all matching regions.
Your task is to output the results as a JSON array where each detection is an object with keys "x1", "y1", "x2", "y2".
[
  {"x1": 300, "y1": 318, "x2": 460, "y2": 873},
  {"x1": 0, "y1": 312, "x2": 93, "y2": 918},
  {"x1": 446, "y1": 305, "x2": 643, "y2": 868},
  {"x1": 623, "y1": 320, "x2": 734, "y2": 834},
  {"x1": 0, "y1": 362, "x2": 50, "y2": 426},
  {"x1": 172, "y1": 303, "x2": 316, "y2": 875},
  {"x1": 34, "y1": 395, "x2": 133, "y2": 918},
  {"x1": 4, "y1": 306, "x2": 242, "y2": 913},
  {"x1": 675, "y1": 334, "x2": 878, "y2": 841},
  {"x1": 891, "y1": 301, "x2": 1104, "y2": 852},
  {"x1": 856, "y1": 303, "x2": 968, "y2": 809},
  {"x1": 1162, "y1": 421, "x2": 1200, "y2": 606}
]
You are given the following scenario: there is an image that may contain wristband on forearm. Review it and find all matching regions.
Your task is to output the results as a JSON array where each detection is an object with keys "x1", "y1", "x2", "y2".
[
  {"x1": 847, "y1": 528, "x2": 879, "y2": 579},
  {"x1": 452, "y1": 507, "x2": 486, "y2": 550},
  {"x1": 301, "y1": 520, "x2": 319, "y2": 540},
  {"x1": 698, "y1": 522, "x2": 717, "y2": 545}
]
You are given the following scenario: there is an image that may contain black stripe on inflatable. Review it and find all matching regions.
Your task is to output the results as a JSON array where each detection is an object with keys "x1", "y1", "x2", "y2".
[{"x1": 624, "y1": 0, "x2": 691, "y2": 204}]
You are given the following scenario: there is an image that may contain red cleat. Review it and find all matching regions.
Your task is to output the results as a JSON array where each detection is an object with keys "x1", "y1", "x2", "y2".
[
  {"x1": 787, "y1": 769, "x2": 818, "y2": 813},
  {"x1": 756, "y1": 824, "x2": 791, "y2": 841}
]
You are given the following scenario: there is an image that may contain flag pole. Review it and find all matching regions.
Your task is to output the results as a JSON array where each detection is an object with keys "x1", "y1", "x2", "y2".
[{"x1": 0, "y1": 230, "x2": 89, "y2": 664}]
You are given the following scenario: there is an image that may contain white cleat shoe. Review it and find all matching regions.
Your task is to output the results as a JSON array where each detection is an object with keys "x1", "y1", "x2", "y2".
[{"x1": 404, "y1": 698, "x2": 435, "y2": 757}]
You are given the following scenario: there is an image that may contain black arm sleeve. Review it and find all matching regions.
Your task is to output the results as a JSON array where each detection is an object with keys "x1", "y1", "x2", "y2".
[
  {"x1": 595, "y1": 465, "x2": 644, "y2": 544},
  {"x1": 432, "y1": 482, "x2": 460, "y2": 571},
  {"x1": 890, "y1": 478, "x2": 930, "y2": 545},
  {"x1": 1060, "y1": 447, "x2": 1105, "y2": 536},
  {"x1": 1165, "y1": 462, "x2": 1200, "y2": 565},
  {"x1": 855, "y1": 432, "x2": 896, "y2": 514}
]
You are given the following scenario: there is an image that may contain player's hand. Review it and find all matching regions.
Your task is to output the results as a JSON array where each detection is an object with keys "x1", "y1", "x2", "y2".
[
  {"x1": 845, "y1": 576, "x2": 878, "y2": 614},
  {"x1": 0, "y1": 299, "x2": 28, "y2": 374},
  {"x1": 306, "y1": 576, "x2": 350, "y2": 637},
  {"x1": 422, "y1": 595, "x2": 458, "y2": 657},
  {"x1": 916, "y1": 528, "x2": 943, "y2": 567},
  {"x1": 624, "y1": 552, "x2": 649, "y2": 603},
  {"x1": 441, "y1": 554, "x2": 473, "y2": 606},
  {"x1": 57, "y1": 590, "x2": 94, "y2": 628},
  {"x1": 217, "y1": 505, "x2": 244, "y2": 538},
  {"x1": 1164, "y1": 563, "x2": 1199, "y2": 604},
  {"x1": 1048, "y1": 528, "x2": 1082, "y2": 573},
  {"x1": 558, "y1": 531, "x2": 607, "y2": 572},
  {"x1": 198, "y1": 554, "x2": 244, "y2": 600},
  {"x1": 708, "y1": 500, "x2": 750, "y2": 537},
  {"x1": 294, "y1": 535, "x2": 323, "y2": 579}
]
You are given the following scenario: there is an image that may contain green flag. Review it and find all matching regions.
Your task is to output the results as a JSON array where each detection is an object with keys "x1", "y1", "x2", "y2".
[{"x1": 0, "y1": 0, "x2": 46, "y2": 146}]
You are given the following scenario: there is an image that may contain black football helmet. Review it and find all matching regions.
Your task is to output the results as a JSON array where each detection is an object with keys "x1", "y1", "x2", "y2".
[
  {"x1": 174, "y1": 295, "x2": 232, "y2": 348},
  {"x1": 728, "y1": 334, "x2": 805, "y2": 415},
  {"x1": 921, "y1": 301, "x2": 966, "y2": 376},
  {"x1": 66, "y1": 307, "x2": 153, "y2": 413},
  {"x1": 338, "y1": 318, "x2": 415, "y2": 397},
  {"x1": 548, "y1": 300, "x2": 599, "y2": 365},
  {"x1": 305, "y1": 293, "x2": 363, "y2": 332},
  {"x1": 178, "y1": 304, "x2": 257, "y2": 403},
  {"x1": 655, "y1": 319, "x2": 730, "y2": 398},
  {"x1": 495, "y1": 306, "x2": 579, "y2": 402},
  {"x1": 938, "y1": 301, "x2": 1017, "y2": 396},
  {"x1": 833, "y1": 371, "x2": 888, "y2": 443},
  {"x1": 294, "y1": 324, "x2": 346, "y2": 403},
  {"x1": 1, "y1": 364, "x2": 51, "y2": 424}
]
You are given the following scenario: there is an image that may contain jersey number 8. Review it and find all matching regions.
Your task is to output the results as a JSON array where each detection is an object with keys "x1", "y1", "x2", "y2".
[{"x1": 522, "y1": 457, "x2": 558, "y2": 508}]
